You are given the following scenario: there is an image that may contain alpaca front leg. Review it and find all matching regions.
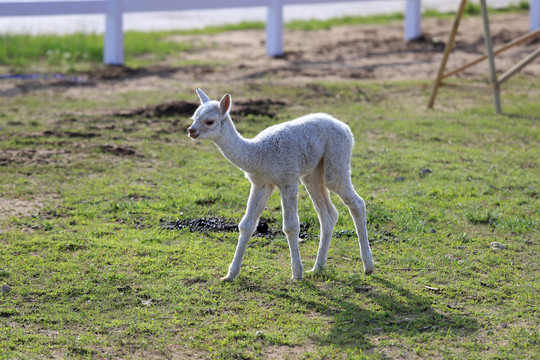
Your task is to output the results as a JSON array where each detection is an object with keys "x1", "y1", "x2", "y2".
[
  {"x1": 221, "y1": 232, "x2": 249, "y2": 282},
  {"x1": 280, "y1": 184, "x2": 303, "y2": 280},
  {"x1": 221, "y1": 183, "x2": 275, "y2": 282}
]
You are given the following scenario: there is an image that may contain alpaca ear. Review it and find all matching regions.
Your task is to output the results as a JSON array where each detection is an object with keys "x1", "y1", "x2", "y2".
[
  {"x1": 219, "y1": 94, "x2": 232, "y2": 116},
  {"x1": 196, "y1": 88, "x2": 210, "y2": 104}
]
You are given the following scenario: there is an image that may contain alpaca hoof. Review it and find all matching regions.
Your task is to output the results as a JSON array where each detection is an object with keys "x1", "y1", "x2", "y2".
[
  {"x1": 364, "y1": 265, "x2": 374, "y2": 275},
  {"x1": 220, "y1": 275, "x2": 236, "y2": 282},
  {"x1": 363, "y1": 257, "x2": 374, "y2": 275},
  {"x1": 309, "y1": 261, "x2": 326, "y2": 273}
]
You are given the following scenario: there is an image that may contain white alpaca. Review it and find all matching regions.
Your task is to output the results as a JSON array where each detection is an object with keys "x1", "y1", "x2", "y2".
[{"x1": 188, "y1": 89, "x2": 373, "y2": 281}]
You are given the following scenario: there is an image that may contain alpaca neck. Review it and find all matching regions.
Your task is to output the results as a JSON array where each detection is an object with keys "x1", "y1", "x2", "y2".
[{"x1": 212, "y1": 119, "x2": 256, "y2": 172}]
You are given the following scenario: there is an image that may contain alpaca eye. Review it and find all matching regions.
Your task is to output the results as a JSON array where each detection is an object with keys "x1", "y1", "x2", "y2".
[{"x1": 205, "y1": 120, "x2": 215, "y2": 126}]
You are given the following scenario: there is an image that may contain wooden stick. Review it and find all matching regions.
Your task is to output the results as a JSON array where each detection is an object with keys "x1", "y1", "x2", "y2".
[
  {"x1": 443, "y1": 28, "x2": 540, "y2": 79},
  {"x1": 498, "y1": 47, "x2": 540, "y2": 85},
  {"x1": 427, "y1": 0, "x2": 468, "y2": 109},
  {"x1": 480, "y1": 0, "x2": 502, "y2": 114}
]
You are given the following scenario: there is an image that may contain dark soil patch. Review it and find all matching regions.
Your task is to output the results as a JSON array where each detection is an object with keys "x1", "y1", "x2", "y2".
[
  {"x1": 86, "y1": 65, "x2": 176, "y2": 81},
  {"x1": 115, "y1": 101, "x2": 199, "y2": 118},
  {"x1": 232, "y1": 99, "x2": 287, "y2": 119},
  {"x1": 162, "y1": 217, "x2": 239, "y2": 233},
  {"x1": 86, "y1": 64, "x2": 214, "y2": 81},
  {"x1": 0, "y1": 148, "x2": 71, "y2": 166},
  {"x1": 99, "y1": 144, "x2": 139, "y2": 157},
  {"x1": 30, "y1": 130, "x2": 99, "y2": 138},
  {"x1": 161, "y1": 216, "x2": 314, "y2": 240},
  {"x1": 116, "y1": 98, "x2": 287, "y2": 120},
  {"x1": 0, "y1": 157, "x2": 13, "y2": 166},
  {"x1": 406, "y1": 34, "x2": 446, "y2": 52}
]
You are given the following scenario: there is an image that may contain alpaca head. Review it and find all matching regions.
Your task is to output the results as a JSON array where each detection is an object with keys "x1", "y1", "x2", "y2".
[{"x1": 188, "y1": 88, "x2": 232, "y2": 141}]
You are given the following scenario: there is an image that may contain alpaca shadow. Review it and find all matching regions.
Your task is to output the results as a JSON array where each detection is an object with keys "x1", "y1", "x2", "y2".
[{"x1": 262, "y1": 273, "x2": 479, "y2": 352}]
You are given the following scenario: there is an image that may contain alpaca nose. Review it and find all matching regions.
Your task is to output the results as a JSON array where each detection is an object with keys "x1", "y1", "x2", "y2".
[{"x1": 188, "y1": 127, "x2": 198, "y2": 138}]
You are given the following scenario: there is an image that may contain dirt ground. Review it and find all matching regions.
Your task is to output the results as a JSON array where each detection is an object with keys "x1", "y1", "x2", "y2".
[
  {"x1": 1, "y1": 12, "x2": 539, "y2": 98},
  {"x1": 172, "y1": 12, "x2": 540, "y2": 83}
]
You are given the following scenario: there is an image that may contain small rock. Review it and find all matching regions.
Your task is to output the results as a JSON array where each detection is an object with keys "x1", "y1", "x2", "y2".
[
  {"x1": 394, "y1": 176, "x2": 405, "y2": 182},
  {"x1": 255, "y1": 331, "x2": 265, "y2": 337},
  {"x1": 430, "y1": 229, "x2": 437, "y2": 234},
  {"x1": 1, "y1": 284, "x2": 11, "y2": 293},
  {"x1": 141, "y1": 299, "x2": 153, "y2": 306},
  {"x1": 490, "y1": 242, "x2": 507, "y2": 250}
]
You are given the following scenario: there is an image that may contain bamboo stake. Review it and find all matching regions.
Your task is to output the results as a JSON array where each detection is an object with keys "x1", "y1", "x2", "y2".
[{"x1": 427, "y1": 0, "x2": 468, "y2": 109}]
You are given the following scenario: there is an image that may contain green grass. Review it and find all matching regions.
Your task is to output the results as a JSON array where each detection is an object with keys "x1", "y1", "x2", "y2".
[
  {"x1": 0, "y1": 30, "x2": 197, "y2": 73},
  {"x1": 1, "y1": 68, "x2": 538, "y2": 359},
  {"x1": 0, "y1": 2, "x2": 532, "y2": 72},
  {"x1": 1, "y1": 7, "x2": 539, "y2": 358}
]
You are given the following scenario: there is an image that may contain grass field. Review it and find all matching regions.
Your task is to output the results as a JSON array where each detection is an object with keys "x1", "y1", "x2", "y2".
[{"x1": 1, "y1": 8, "x2": 539, "y2": 360}]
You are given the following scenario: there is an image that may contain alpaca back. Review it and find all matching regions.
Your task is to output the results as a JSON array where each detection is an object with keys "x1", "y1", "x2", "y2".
[{"x1": 245, "y1": 113, "x2": 353, "y2": 183}]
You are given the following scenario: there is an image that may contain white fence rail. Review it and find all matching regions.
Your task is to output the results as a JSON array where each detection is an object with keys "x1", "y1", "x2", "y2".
[
  {"x1": 1, "y1": 0, "x2": 539, "y2": 65},
  {"x1": 0, "y1": 0, "x2": 422, "y2": 64}
]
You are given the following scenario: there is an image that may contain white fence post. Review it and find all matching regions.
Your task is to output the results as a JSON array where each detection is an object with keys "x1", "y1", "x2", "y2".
[
  {"x1": 531, "y1": 0, "x2": 540, "y2": 31},
  {"x1": 404, "y1": 0, "x2": 421, "y2": 41},
  {"x1": 104, "y1": 0, "x2": 124, "y2": 65},
  {"x1": 266, "y1": 0, "x2": 284, "y2": 56}
]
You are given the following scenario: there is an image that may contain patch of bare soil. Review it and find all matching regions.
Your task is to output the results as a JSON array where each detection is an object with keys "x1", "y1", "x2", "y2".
[
  {"x1": 0, "y1": 148, "x2": 72, "y2": 166},
  {"x1": 115, "y1": 98, "x2": 287, "y2": 120},
  {"x1": 161, "y1": 217, "x2": 280, "y2": 238},
  {"x1": 161, "y1": 216, "x2": 323, "y2": 240},
  {"x1": 99, "y1": 144, "x2": 140, "y2": 157},
  {"x1": 28, "y1": 130, "x2": 99, "y2": 138},
  {"x1": 232, "y1": 99, "x2": 288, "y2": 118},
  {"x1": 166, "y1": 12, "x2": 540, "y2": 82},
  {"x1": 0, "y1": 198, "x2": 43, "y2": 221},
  {"x1": 86, "y1": 64, "x2": 214, "y2": 81},
  {"x1": 115, "y1": 101, "x2": 199, "y2": 118},
  {"x1": 0, "y1": 13, "x2": 537, "y2": 99}
]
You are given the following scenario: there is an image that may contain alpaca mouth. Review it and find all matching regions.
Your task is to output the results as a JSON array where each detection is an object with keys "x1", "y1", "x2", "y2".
[{"x1": 188, "y1": 132, "x2": 199, "y2": 139}]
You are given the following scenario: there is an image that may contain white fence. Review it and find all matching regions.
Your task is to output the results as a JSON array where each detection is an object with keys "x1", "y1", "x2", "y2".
[{"x1": 0, "y1": 0, "x2": 539, "y2": 65}]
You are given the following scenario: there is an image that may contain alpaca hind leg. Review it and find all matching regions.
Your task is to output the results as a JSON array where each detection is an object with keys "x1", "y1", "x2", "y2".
[
  {"x1": 222, "y1": 183, "x2": 276, "y2": 281},
  {"x1": 301, "y1": 163, "x2": 338, "y2": 272},
  {"x1": 328, "y1": 178, "x2": 374, "y2": 275},
  {"x1": 279, "y1": 183, "x2": 303, "y2": 280}
]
